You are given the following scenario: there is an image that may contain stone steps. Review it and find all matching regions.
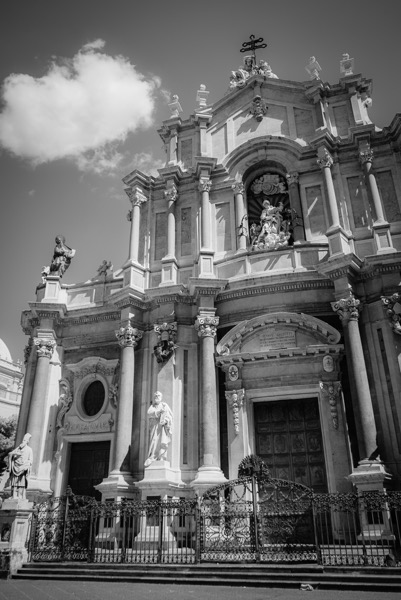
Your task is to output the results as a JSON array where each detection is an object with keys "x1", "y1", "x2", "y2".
[{"x1": 12, "y1": 562, "x2": 401, "y2": 591}]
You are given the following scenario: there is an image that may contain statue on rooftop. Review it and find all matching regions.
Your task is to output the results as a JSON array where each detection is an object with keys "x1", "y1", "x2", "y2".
[
  {"x1": 305, "y1": 56, "x2": 322, "y2": 80},
  {"x1": 49, "y1": 235, "x2": 76, "y2": 278},
  {"x1": 97, "y1": 260, "x2": 113, "y2": 278},
  {"x1": 7, "y1": 433, "x2": 33, "y2": 500}
]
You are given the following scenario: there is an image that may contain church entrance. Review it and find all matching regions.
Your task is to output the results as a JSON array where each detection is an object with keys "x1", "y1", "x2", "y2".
[
  {"x1": 67, "y1": 441, "x2": 110, "y2": 500},
  {"x1": 254, "y1": 398, "x2": 327, "y2": 492}
]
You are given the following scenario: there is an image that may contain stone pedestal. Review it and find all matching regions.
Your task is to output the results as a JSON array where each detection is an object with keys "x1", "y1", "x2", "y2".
[
  {"x1": 161, "y1": 257, "x2": 178, "y2": 286},
  {"x1": 136, "y1": 461, "x2": 185, "y2": 498},
  {"x1": 43, "y1": 276, "x2": 62, "y2": 302},
  {"x1": 95, "y1": 470, "x2": 137, "y2": 502},
  {"x1": 373, "y1": 222, "x2": 396, "y2": 254},
  {"x1": 122, "y1": 261, "x2": 147, "y2": 290},
  {"x1": 347, "y1": 460, "x2": 394, "y2": 540},
  {"x1": 198, "y1": 250, "x2": 215, "y2": 278},
  {"x1": 0, "y1": 498, "x2": 34, "y2": 575}
]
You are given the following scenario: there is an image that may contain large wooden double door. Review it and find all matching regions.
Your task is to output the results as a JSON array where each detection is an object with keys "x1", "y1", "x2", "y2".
[
  {"x1": 254, "y1": 398, "x2": 327, "y2": 492},
  {"x1": 67, "y1": 441, "x2": 110, "y2": 500}
]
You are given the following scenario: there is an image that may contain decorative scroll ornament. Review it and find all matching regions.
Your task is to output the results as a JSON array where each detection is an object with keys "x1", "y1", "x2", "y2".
[
  {"x1": 251, "y1": 174, "x2": 287, "y2": 196},
  {"x1": 232, "y1": 181, "x2": 245, "y2": 195},
  {"x1": 228, "y1": 364, "x2": 239, "y2": 381},
  {"x1": 286, "y1": 172, "x2": 299, "y2": 186},
  {"x1": 320, "y1": 381, "x2": 341, "y2": 429},
  {"x1": 56, "y1": 379, "x2": 73, "y2": 429},
  {"x1": 238, "y1": 454, "x2": 270, "y2": 479},
  {"x1": 226, "y1": 389, "x2": 245, "y2": 435},
  {"x1": 382, "y1": 293, "x2": 401, "y2": 335},
  {"x1": 331, "y1": 293, "x2": 361, "y2": 322},
  {"x1": 317, "y1": 148, "x2": 334, "y2": 169},
  {"x1": 34, "y1": 338, "x2": 56, "y2": 359},
  {"x1": 108, "y1": 361, "x2": 120, "y2": 408},
  {"x1": 195, "y1": 315, "x2": 219, "y2": 338},
  {"x1": 24, "y1": 337, "x2": 33, "y2": 365},
  {"x1": 359, "y1": 145, "x2": 374, "y2": 166},
  {"x1": 153, "y1": 322, "x2": 178, "y2": 363},
  {"x1": 164, "y1": 183, "x2": 178, "y2": 203},
  {"x1": 249, "y1": 95, "x2": 268, "y2": 122},
  {"x1": 198, "y1": 178, "x2": 212, "y2": 193},
  {"x1": 115, "y1": 322, "x2": 143, "y2": 348}
]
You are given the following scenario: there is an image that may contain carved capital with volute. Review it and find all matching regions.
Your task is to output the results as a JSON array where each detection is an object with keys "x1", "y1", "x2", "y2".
[
  {"x1": 359, "y1": 145, "x2": 374, "y2": 166},
  {"x1": 331, "y1": 293, "x2": 361, "y2": 322},
  {"x1": 164, "y1": 183, "x2": 178, "y2": 203},
  {"x1": 115, "y1": 322, "x2": 143, "y2": 348},
  {"x1": 286, "y1": 172, "x2": 299, "y2": 186},
  {"x1": 198, "y1": 178, "x2": 212, "y2": 193},
  {"x1": 34, "y1": 337, "x2": 56, "y2": 359},
  {"x1": 232, "y1": 181, "x2": 245, "y2": 195},
  {"x1": 317, "y1": 148, "x2": 334, "y2": 169},
  {"x1": 195, "y1": 315, "x2": 219, "y2": 338},
  {"x1": 125, "y1": 186, "x2": 147, "y2": 207}
]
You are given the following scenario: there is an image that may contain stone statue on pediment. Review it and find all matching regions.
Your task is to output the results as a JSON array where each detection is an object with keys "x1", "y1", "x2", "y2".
[{"x1": 49, "y1": 235, "x2": 76, "y2": 278}]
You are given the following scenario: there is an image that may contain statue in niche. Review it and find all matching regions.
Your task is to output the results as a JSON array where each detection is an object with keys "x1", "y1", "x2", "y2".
[
  {"x1": 49, "y1": 235, "x2": 76, "y2": 277},
  {"x1": 144, "y1": 391, "x2": 173, "y2": 467},
  {"x1": 7, "y1": 433, "x2": 33, "y2": 500},
  {"x1": 56, "y1": 379, "x2": 73, "y2": 428},
  {"x1": 251, "y1": 199, "x2": 291, "y2": 251}
]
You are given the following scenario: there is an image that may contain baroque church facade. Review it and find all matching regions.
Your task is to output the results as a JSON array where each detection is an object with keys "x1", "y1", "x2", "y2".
[{"x1": 13, "y1": 49, "x2": 401, "y2": 503}]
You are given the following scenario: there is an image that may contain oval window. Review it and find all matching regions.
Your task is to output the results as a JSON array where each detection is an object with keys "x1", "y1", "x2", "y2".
[{"x1": 82, "y1": 381, "x2": 105, "y2": 417}]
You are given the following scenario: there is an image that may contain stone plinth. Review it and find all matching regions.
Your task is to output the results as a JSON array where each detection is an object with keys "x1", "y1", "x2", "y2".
[
  {"x1": 43, "y1": 276, "x2": 62, "y2": 302},
  {"x1": 136, "y1": 461, "x2": 185, "y2": 497},
  {"x1": 347, "y1": 460, "x2": 394, "y2": 541},
  {"x1": 0, "y1": 499, "x2": 34, "y2": 575},
  {"x1": 190, "y1": 465, "x2": 227, "y2": 496},
  {"x1": 95, "y1": 470, "x2": 137, "y2": 502}
]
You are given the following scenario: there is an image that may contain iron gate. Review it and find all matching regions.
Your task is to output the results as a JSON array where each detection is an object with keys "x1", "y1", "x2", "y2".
[{"x1": 28, "y1": 462, "x2": 401, "y2": 565}]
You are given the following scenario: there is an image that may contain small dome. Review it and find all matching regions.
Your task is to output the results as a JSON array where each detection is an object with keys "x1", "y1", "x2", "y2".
[{"x1": 0, "y1": 338, "x2": 12, "y2": 362}]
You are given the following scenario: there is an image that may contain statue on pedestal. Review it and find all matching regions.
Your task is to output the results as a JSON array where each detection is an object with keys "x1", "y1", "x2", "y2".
[
  {"x1": 144, "y1": 392, "x2": 173, "y2": 467},
  {"x1": 7, "y1": 434, "x2": 33, "y2": 500},
  {"x1": 49, "y1": 235, "x2": 76, "y2": 277}
]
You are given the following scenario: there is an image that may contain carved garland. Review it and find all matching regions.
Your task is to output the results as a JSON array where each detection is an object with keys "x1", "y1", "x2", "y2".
[
  {"x1": 153, "y1": 322, "x2": 178, "y2": 363},
  {"x1": 225, "y1": 389, "x2": 245, "y2": 435},
  {"x1": 382, "y1": 293, "x2": 401, "y2": 335},
  {"x1": 319, "y1": 381, "x2": 341, "y2": 429}
]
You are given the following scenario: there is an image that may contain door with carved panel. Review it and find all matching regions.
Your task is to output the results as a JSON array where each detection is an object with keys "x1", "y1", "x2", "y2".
[{"x1": 254, "y1": 398, "x2": 327, "y2": 492}]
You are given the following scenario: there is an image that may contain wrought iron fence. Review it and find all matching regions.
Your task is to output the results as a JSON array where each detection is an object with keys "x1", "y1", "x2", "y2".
[{"x1": 29, "y1": 482, "x2": 401, "y2": 566}]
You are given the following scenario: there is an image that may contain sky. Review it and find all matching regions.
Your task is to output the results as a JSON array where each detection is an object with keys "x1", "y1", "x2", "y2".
[{"x1": 0, "y1": 0, "x2": 400, "y2": 364}]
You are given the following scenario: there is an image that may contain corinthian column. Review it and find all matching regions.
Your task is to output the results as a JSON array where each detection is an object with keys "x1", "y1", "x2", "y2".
[
  {"x1": 232, "y1": 182, "x2": 247, "y2": 251},
  {"x1": 359, "y1": 144, "x2": 395, "y2": 254},
  {"x1": 331, "y1": 294, "x2": 377, "y2": 459},
  {"x1": 26, "y1": 337, "x2": 56, "y2": 478},
  {"x1": 164, "y1": 182, "x2": 178, "y2": 259},
  {"x1": 317, "y1": 148, "x2": 340, "y2": 228},
  {"x1": 112, "y1": 321, "x2": 143, "y2": 473},
  {"x1": 192, "y1": 313, "x2": 226, "y2": 491},
  {"x1": 125, "y1": 186, "x2": 147, "y2": 263}
]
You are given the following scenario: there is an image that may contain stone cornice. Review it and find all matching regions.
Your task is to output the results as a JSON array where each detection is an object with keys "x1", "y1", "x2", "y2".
[
  {"x1": 28, "y1": 302, "x2": 67, "y2": 319},
  {"x1": 216, "y1": 345, "x2": 343, "y2": 366},
  {"x1": 61, "y1": 312, "x2": 121, "y2": 327},
  {"x1": 216, "y1": 279, "x2": 333, "y2": 303}
]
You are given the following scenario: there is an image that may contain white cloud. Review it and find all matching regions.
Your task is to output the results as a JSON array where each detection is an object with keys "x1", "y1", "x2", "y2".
[
  {"x1": 127, "y1": 152, "x2": 165, "y2": 177},
  {"x1": 0, "y1": 41, "x2": 160, "y2": 172}
]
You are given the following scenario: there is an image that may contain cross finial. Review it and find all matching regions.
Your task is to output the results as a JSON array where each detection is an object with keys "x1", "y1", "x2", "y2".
[{"x1": 240, "y1": 34, "x2": 267, "y2": 66}]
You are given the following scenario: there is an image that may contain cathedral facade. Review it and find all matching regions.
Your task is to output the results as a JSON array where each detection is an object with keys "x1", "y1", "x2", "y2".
[{"x1": 14, "y1": 51, "x2": 401, "y2": 503}]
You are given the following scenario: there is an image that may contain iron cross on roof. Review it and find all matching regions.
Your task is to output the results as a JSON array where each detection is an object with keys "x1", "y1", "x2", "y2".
[{"x1": 240, "y1": 34, "x2": 267, "y2": 65}]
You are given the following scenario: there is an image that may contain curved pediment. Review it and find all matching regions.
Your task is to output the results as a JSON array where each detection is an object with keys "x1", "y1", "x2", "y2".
[{"x1": 216, "y1": 312, "x2": 341, "y2": 357}]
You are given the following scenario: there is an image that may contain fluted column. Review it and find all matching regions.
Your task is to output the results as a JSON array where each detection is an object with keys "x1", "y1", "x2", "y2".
[
  {"x1": 27, "y1": 337, "x2": 56, "y2": 476},
  {"x1": 164, "y1": 182, "x2": 178, "y2": 259},
  {"x1": 331, "y1": 294, "x2": 377, "y2": 459},
  {"x1": 194, "y1": 314, "x2": 222, "y2": 472},
  {"x1": 125, "y1": 186, "x2": 147, "y2": 262},
  {"x1": 199, "y1": 178, "x2": 212, "y2": 250},
  {"x1": 317, "y1": 148, "x2": 340, "y2": 228},
  {"x1": 232, "y1": 182, "x2": 247, "y2": 251},
  {"x1": 112, "y1": 322, "x2": 143, "y2": 472},
  {"x1": 286, "y1": 172, "x2": 305, "y2": 242}
]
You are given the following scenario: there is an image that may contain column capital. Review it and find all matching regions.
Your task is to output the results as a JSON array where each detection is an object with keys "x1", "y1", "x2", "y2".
[
  {"x1": 164, "y1": 182, "x2": 178, "y2": 203},
  {"x1": 115, "y1": 322, "x2": 143, "y2": 348},
  {"x1": 331, "y1": 293, "x2": 361, "y2": 322},
  {"x1": 225, "y1": 389, "x2": 245, "y2": 435},
  {"x1": 195, "y1": 314, "x2": 219, "y2": 338},
  {"x1": 232, "y1": 181, "x2": 245, "y2": 195},
  {"x1": 33, "y1": 337, "x2": 56, "y2": 358},
  {"x1": 198, "y1": 178, "x2": 212, "y2": 193},
  {"x1": 317, "y1": 147, "x2": 334, "y2": 169},
  {"x1": 125, "y1": 186, "x2": 147, "y2": 207},
  {"x1": 359, "y1": 145, "x2": 374, "y2": 166},
  {"x1": 286, "y1": 172, "x2": 299, "y2": 186}
]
